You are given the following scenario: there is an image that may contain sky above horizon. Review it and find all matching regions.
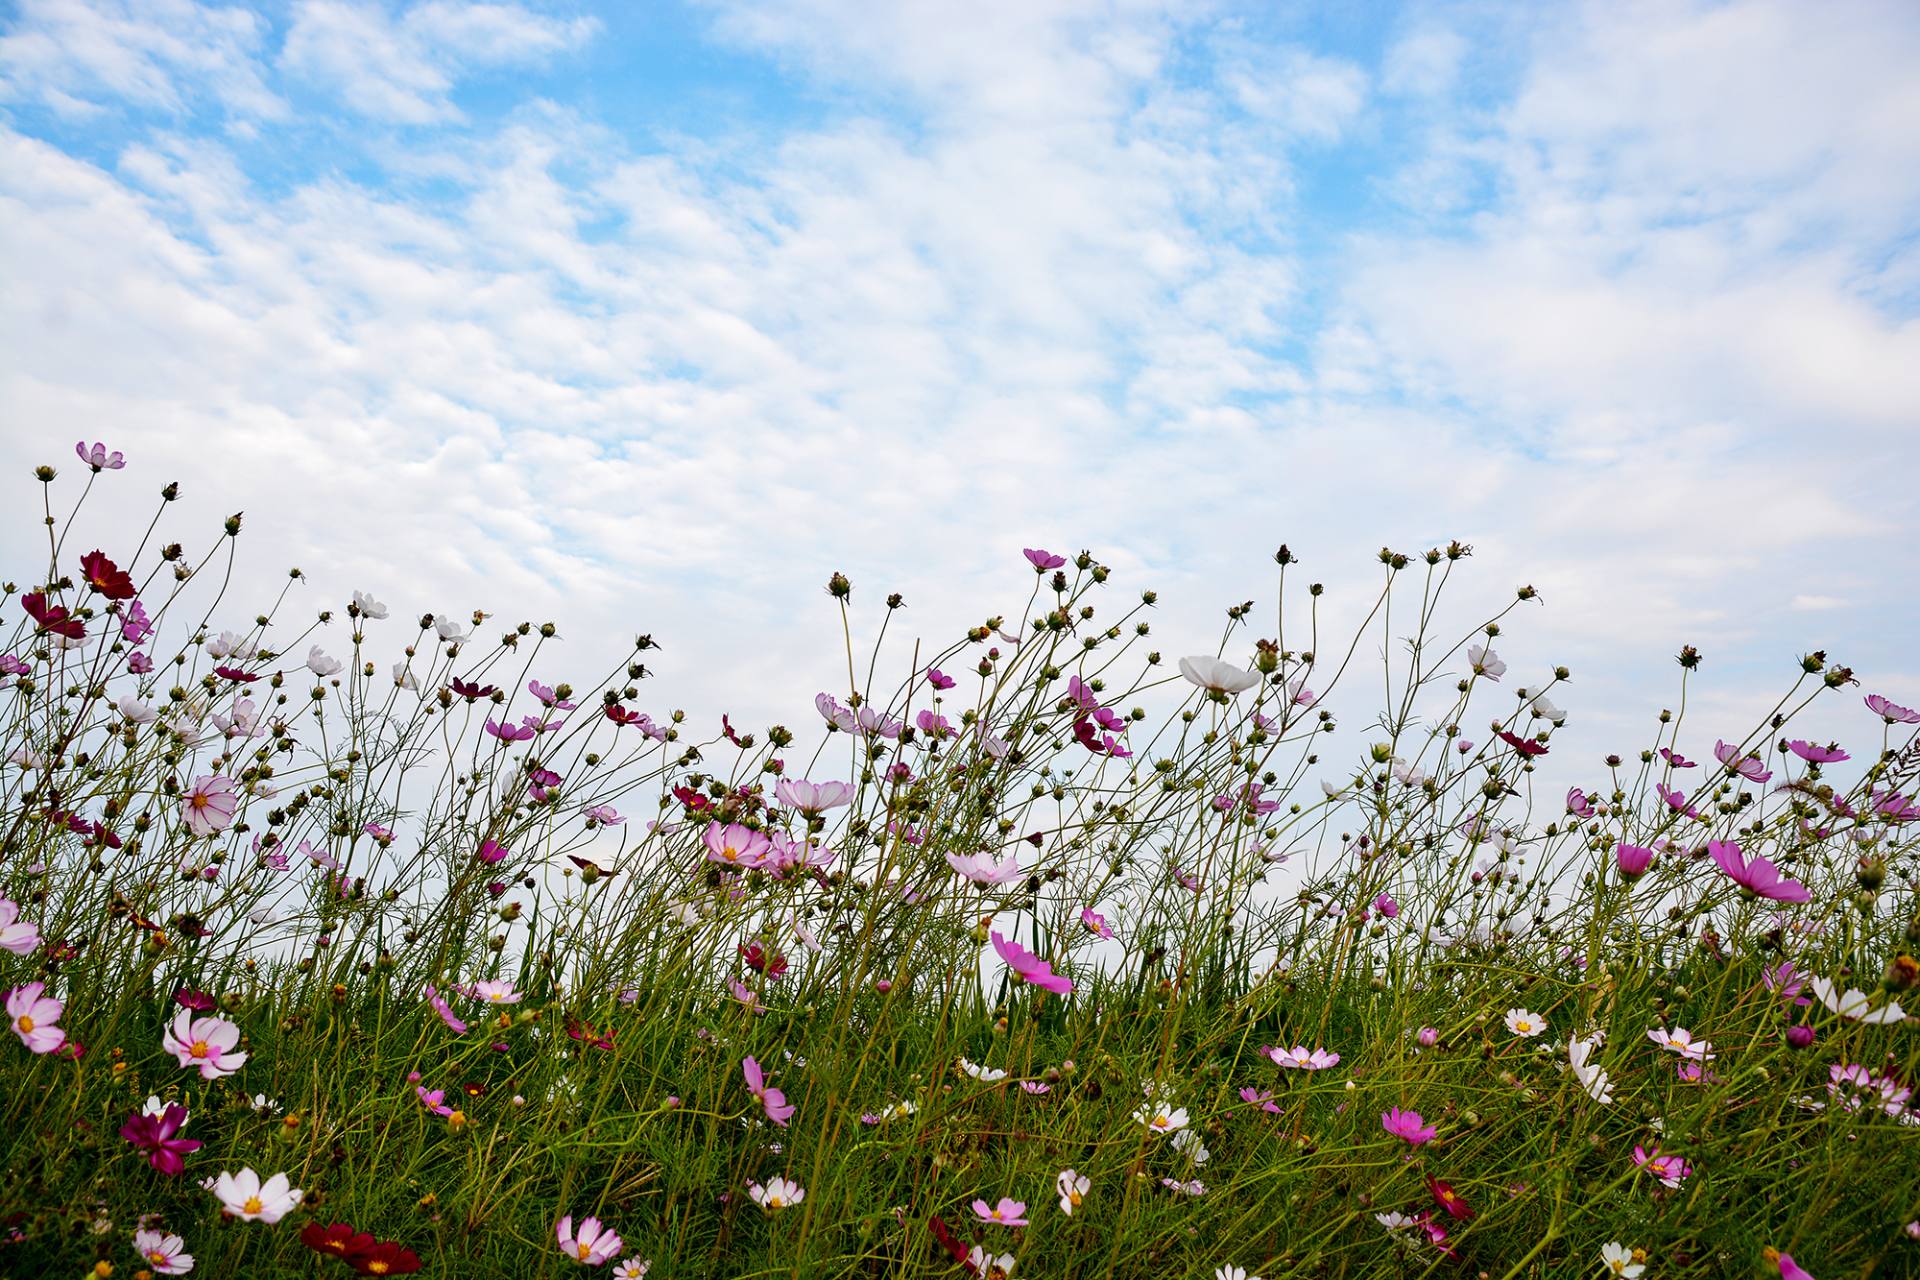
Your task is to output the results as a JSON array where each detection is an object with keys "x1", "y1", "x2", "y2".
[{"x1": 3, "y1": 0, "x2": 1919, "y2": 784}]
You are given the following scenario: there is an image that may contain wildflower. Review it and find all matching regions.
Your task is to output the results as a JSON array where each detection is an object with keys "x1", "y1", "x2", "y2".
[
  {"x1": 991, "y1": 931, "x2": 1072, "y2": 995},
  {"x1": 1178, "y1": 656, "x2": 1260, "y2": 695},
  {"x1": 81, "y1": 549, "x2": 136, "y2": 599},
  {"x1": 348, "y1": 1240, "x2": 423, "y2": 1274},
  {"x1": 927, "y1": 666, "x2": 957, "y2": 690},
  {"x1": 485, "y1": 717, "x2": 537, "y2": 742},
  {"x1": 416, "y1": 1086, "x2": 453, "y2": 1117},
  {"x1": 748, "y1": 1176, "x2": 804, "y2": 1212},
  {"x1": 1133, "y1": 1103, "x2": 1190, "y2": 1135},
  {"x1": 815, "y1": 693, "x2": 857, "y2": 732},
  {"x1": 967, "y1": 1247, "x2": 1016, "y2": 1280},
  {"x1": 1498, "y1": 729, "x2": 1548, "y2": 757},
  {"x1": 1216, "y1": 1268, "x2": 1261, "y2": 1280},
  {"x1": 1786, "y1": 739, "x2": 1849, "y2": 763},
  {"x1": 1373, "y1": 893, "x2": 1400, "y2": 918},
  {"x1": 77, "y1": 440, "x2": 126, "y2": 470},
  {"x1": 1865, "y1": 694, "x2": 1920, "y2": 724},
  {"x1": 774, "y1": 777, "x2": 853, "y2": 814},
  {"x1": 391, "y1": 662, "x2": 419, "y2": 691},
  {"x1": 612, "y1": 1260, "x2": 652, "y2": 1280},
  {"x1": 703, "y1": 821, "x2": 771, "y2": 869},
  {"x1": 1647, "y1": 1026, "x2": 1713, "y2": 1060},
  {"x1": 120, "y1": 1103, "x2": 203, "y2": 1175},
  {"x1": 1160, "y1": 1177, "x2": 1207, "y2": 1196},
  {"x1": 1381, "y1": 1108, "x2": 1436, "y2": 1145},
  {"x1": 1172, "y1": 1126, "x2": 1211, "y2": 1165},
  {"x1": 1504, "y1": 1008, "x2": 1546, "y2": 1038},
  {"x1": 1416, "y1": 1026, "x2": 1439, "y2": 1047},
  {"x1": 1710, "y1": 839, "x2": 1809, "y2": 902},
  {"x1": 211, "y1": 1168, "x2": 303, "y2": 1222},
  {"x1": 179, "y1": 775, "x2": 239, "y2": 837},
  {"x1": 1427, "y1": 1176, "x2": 1473, "y2": 1220},
  {"x1": 556, "y1": 1215, "x2": 623, "y2": 1264},
  {"x1": 947, "y1": 850, "x2": 1023, "y2": 885},
  {"x1": 306, "y1": 646, "x2": 343, "y2": 677},
  {"x1": 1809, "y1": 976, "x2": 1906, "y2": 1024},
  {"x1": 1713, "y1": 739, "x2": 1772, "y2": 783},
  {"x1": 162, "y1": 1010, "x2": 247, "y2": 1079},
  {"x1": 1267, "y1": 1045, "x2": 1340, "y2": 1070},
  {"x1": 528, "y1": 679, "x2": 576, "y2": 710},
  {"x1": 973, "y1": 1197, "x2": 1028, "y2": 1227},
  {"x1": 1600, "y1": 1242, "x2": 1646, "y2": 1278},
  {"x1": 1630, "y1": 1144, "x2": 1692, "y2": 1189},
  {"x1": 959, "y1": 1058, "x2": 1008, "y2": 1082},
  {"x1": 1774, "y1": 1252, "x2": 1815, "y2": 1280},
  {"x1": 1566, "y1": 787, "x2": 1596, "y2": 818},
  {"x1": 1786, "y1": 1024, "x2": 1816, "y2": 1049},
  {"x1": 1024, "y1": 548, "x2": 1066, "y2": 571},
  {"x1": 728, "y1": 980, "x2": 766, "y2": 1014},
  {"x1": 7, "y1": 982, "x2": 66, "y2": 1054},
  {"x1": 1616, "y1": 842, "x2": 1654, "y2": 878},
  {"x1": 1468, "y1": 644, "x2": 1506, "y2": 679},
  {"x1": 0, "y1": 899, "x2": 43, "y2": 955},
  {"x1": 132, "y1": 1228, "x2": 193, "y2": 1275},
  {"x1": 1568, "y1": 1036, "x2": 1614, "y2": 1104},
  {"x1": 459, "y1": 980, "x2": 522, "y2": 1005},
  {"x1": 743, "y1": 1055, "x2": 795, "y2": 1127},
  {"x1": 1056, "y1": 1169, "x2": 1089, "y2": 1215},
  {"x1": 21, "y1": 590, "x2": 84, "y2": 639}
]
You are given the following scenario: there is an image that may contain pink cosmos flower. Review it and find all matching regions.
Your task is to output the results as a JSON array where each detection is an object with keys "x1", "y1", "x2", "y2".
[
  {"x1": 1239, "y1": 1087, "x2": 1281, "y2": 1114},
  {"x1": 163, "y1": 1009, "x2": 247, "y2": 1079},
  {"x1": 0, "y1": 899, "x2": 42, "y2": 955},
  {"x1": 927, "y1": 667, "x2": 957, "y2": 690},
  {"x1": 120, "y1": 1102, "x2": 203, "y2": 1174},
  {"x1": 180, "y1": 775, "x2": 239, "y2": 837},
  {"x1": 423, "y1": 984, "x2": 468, "y2": 1034},
  {"x1": 1024, "y1": 548, "x2": 1066, "y2": 571},
  {"x1": 129, "y1": 649, "x2": 154, "y2": 673},
  {"x1": 1647, "y1": 1026, "x2": 1714, "y2": 1060},
  {"x1": 585, "y1": 805, "x2": 623, "y2": 826},
  {"x1": 1714, "y1": 739, "x2": 1773, "y2": 783},
  {"x1": 479, "y1": 839, "x2": 509, "y2": 864},
  {"x1": 122, "y1": 599, "x2": 154, "y2": 643},
  {"x1": 557, "y1": 1215, "x2": 623, "y2": 1265},
  {"x1": 1865, "y1": 694, "x2": 1920, "y2": 724},
  {"x1": 703, "y1": 822, "x2": 772, "y2": 869},
  {"x1": 416, "y1": 1086, "x2": 453, "y2": 1117},
  {"x1": 729, "y1": 980, "x2": 766, "y2": 1014},
  {"x1": 1381, "y1": 1108, "x2": 1436, "y2": 1145},
  {"x1": 973, "y1": 1197, "x2": 1028, "y2": 1227},
  {"x1": 7, "y1": 982, "x2": 66, "y2": 1054},
  {"x1": 1775, "y1": 1254, "x2": 1814, "y2": 1280},
  {"x1": 459, "y1": 980, "x2": 522, "y2": 1005},
  {"x1": 1269, "y1": 1045, "x2": 1340, "y2": 1071},
  {"x1": 815, "y1": 693, "x2": 857, "y2": 732},
  {"x1": 1710, "y1": 839, "x2": 1810, "y2": 903},
  {"x1": 76, "y1": 440, "x2": 126, "y2": 470},
  {"x1": 1616, "y1": 843, "x2": 1654, "y2": 878},
  {"x1": 1373, "y1": 893, "x2": 1400, "y2": 919},
  {"x1": 774, "y1": 778, "x2": 854, "y2": 814},
  {"x1": 486, "y1": 717, "x2": 537, "y2": 742},
  {"x1": 1655, "y1": 782, "x2": 1702, "y2": 819},
  {"x1": 1630, "y1": 1144, "x2": 1692, "y2": 1188},
  {"x1": 991, "y1": 931, "x2": 1072, "y2": 995},
  {"x1": 1079, "y1": 907, "x2": 1115, "y2": 939},
  {"x1": 133, "y1": 1228, "x2": 193, "y2": 1275},
  {"x1": 1786, "y1": 740, "x2": 1849, "y2": 764},
  {"x1": 743, "y1": 1055, "x2": 796, "y2": 1126},
  {"x1": 1566, "y1": 787, "x2": 1596, "y2": 818},
  {"x1": 528, "y1": 679, "x2": 577, "y2": 710},
  {"x1": 947, "y1": 850, "x2": 1023, "y2": 885},
  {"x1": 855, "y1": 704, "x2": 903, "y2": 739}
]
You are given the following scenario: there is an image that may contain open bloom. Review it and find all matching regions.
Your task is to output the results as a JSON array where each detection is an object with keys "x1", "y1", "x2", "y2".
[
  {"x1": 120, "y1": 1102, "x2": 203, "y2": 1174},
  {"x1": 7, "y1": 982, "x2": 66, "y2": 1054},
  {"x1": 703, "y1": 821, "x2": 771, "y2": 869},
  {"x1": 1600, "y1": 1242, "x2": 1646, "y2": 1278},
  {"x1": 1382, "y1": 1108, "x2": 1437, "y2": 1145},
  {"x1": 1865, "y1": 693, "x2": 1920, "y2": 724},
  {"x1": 212, "y1": 1168, "x2": 304, "y2": 1222},
  {"x1": 1630, "y1": 1144, "x2": 1692, "y2": 1188},
  {"x1": 1468, "y1": 644, "x2": 1506, "y2": 680},
  {"x1": 749, "y1": 1176, "x2": 804, "y2": 1212},
  {"x1": 1714, "y1": 739, "x2": 1772, "y2": 783},
  {"x1": 163, "y1": 1009, "x2": 248, "y2": 1079},
  {"x1": 1268, "y1": 1045, "x2": 1340, "y2": 1070},
  {"x1": 973, "y1": 1197, "x2": 1028, "y2": 1227},
  {"x1": 968, "y1": 1247, "x2": 1017, "y2": 1280},
  {"x1": 1709, "y1": 839, "x2": 1809, "y2": 902},
  {"x1": 1178, "y1": 655, "x2": 1260, "y2": 695},
  {"x1": 774, "y1": 777, "x2": 853, "y2": 814},
  {"x1": 459, "y1": 980, "x2": 522, "y2": 1005},
  {"x1": 77, "y1": 440, "x2": 126, "y2": 470},
  {"x1": 612, "y1": 1260, "x2": 651, "y2": 1280},
  {"x1": 133, "y1": 1228, "x2": 194, "y2": 1275},
  {"x1": 1056, "y1": 1169, "x2": 1089, "y2": 1215},
  {"x1": 743, "y1": 1055, "x2": 796, "y2": 1127},
  {"x1": 557, "y1": 1215, "x2": 623, "y2": 1265},
  {"x1": 1615, "y1": 843, "x2": 1654, "y2": 877},
  {"x1": 1079, "y1": 907, "x2": 1115, "y2": 939},
  {"x1": 1647, "y1": 1026, "x2": 1714, "y2": 1060},
  {"x1": 1504, "y1": 1008, "x2": 1546, "y2": 1038},
  {"x1": 947, "y1": 851, "x2": 1023, "y2": 885},
  {"x1": 1809, "y1": 976, "x2": 1906, "y2": 1024},
  {"x1": 0, "y1": 898, "x2": 42, "y2": 955},
  {"x1": 1568, "y1": 1036, "x2": 1614, "y2": 1104},
  {"x1": 991, "y1": 931, "x2": 1071, "y2": 994},
  {"x1": 180, "y1": 775, "x2": 239, "y2": 837},
  {"x1": 1133, "y1": 1103, "x2": 1190, "y2": 1135}
]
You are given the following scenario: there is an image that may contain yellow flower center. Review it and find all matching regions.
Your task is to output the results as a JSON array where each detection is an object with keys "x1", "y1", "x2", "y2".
[
  {"x1": 16, "y1": 1016, "x2": 32, "y2": 1033},
  {"x1": 149, "y1": 1252, "x2": 167, "y2": 1264},
  {"x1": 991, "y1": 1209, "x2": 1003, "y2": 1219},
  {"x1": 578, "y1": 1244, "x2": 594, "y2": 1260},
  {"x1": 191, "y1": 1040, "x2": 210, "y2": 1058},
  {"x1": 191, "y1": 794, "x2": 209, "y2": 811},
  {"x1": 768, "y1": 1194, "x2": 786, "y2": 1208},
  {"x1": 722, "y1": 846, "x2": 739, "y2": 860},
  {"x1": 1069, "y1": 1190, "x2": 1082, "y2": 1206},
  {"x1": 368, "y1": 1264, "x2": 391, "y2": 1276},
  {"x1": 242, "y1": 1196, "x2": 263, "y2": 1215}
]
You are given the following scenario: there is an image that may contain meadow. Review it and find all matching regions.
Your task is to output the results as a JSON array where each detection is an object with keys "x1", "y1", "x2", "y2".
[{"x1": 1, "y1": 444, "x2": 1915, "y2": 1279}]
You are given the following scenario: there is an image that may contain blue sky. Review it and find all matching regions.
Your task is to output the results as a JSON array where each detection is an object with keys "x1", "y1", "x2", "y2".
[{"x1": 3, "y1": 0, "x2": 1919, "y2": 775}]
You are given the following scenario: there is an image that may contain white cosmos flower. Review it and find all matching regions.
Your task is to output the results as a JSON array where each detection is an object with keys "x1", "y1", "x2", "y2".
[
  {"x1": 352, "y1": 590, "x2": 388, "y2": 620},
  {"x1": 306, "y1": 646, "x2": 343, "y2": 677},
  {"x1": 1468, "y1": 644, "x2": 1506, "y2": 680},
  {"x1": 118, "y1": 695, "x2": 157, "y2": 724},
  {"x1": 210, "y1": 1168, "x2": 303, "y2": 1222},
  {"x1": 433, "y1": 615, "x2": 470, "y2": 642},
  {"x1": 1809, "y1": 976, "x2": 1907, "y2": 1024},
  {"x1": 1600, "y1": 1242, "x2": 1646, "y2": 1278},
  {"x1": 1531, "y1": 694, "x2": 1565, "y2": 721},
  {"x1": 392, "y1": 661, "x2": 420, "y2": 692},
  {"x1": 1178, "y1": 656, "x2": 1260, "y2": 695}
]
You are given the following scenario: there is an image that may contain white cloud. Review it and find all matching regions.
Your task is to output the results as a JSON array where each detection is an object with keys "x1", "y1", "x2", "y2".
[{"x1": 280, "y1": 1, "x2": 598, "y2": 123}]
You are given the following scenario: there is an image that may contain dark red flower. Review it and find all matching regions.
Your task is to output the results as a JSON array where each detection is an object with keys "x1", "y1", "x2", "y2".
[
  {"x1": 450, "y1": 678, "x2": 496, "y2": 701},
  {"x1": 301, "y1": 1221, "x2": 375, "y2": 1261},
  {"x1": 739, "y1": 942, "x2": 789, "y2": 980},
  {"x1": 348, "y1": 1240, "x2": 423, "y2": 1275},
  {"x1": 213, "y1": 665, "x2": 260, "y2": 683},
  {"x1": 722, "y1": 713, "x2": 746, "y2": 746},
  {"x1": 21, "y1": 591, "x2": 84, "y2": 640},
  {"x1": 671, "y1": 784, "x2": 710, "y2": 813},
  {"x1": 928, "y1": 1215, "x2": 976, "y2": 1273},
  {"x1": 1427, "y1": 1175, "x2": 1474, "y2": 1220},
  {"x1": 79, "y1": 550, "x2": 136, "y2": 600},
  {"x1": 173, "y1": 988, "x2": 217, "y2": 1011},
  {"x1": 566, "y1": 1022, "x2": 614, "y2": 1051},
  {"x1": 1497, "y1": 729, "x2": 1548, "y2": 757}
]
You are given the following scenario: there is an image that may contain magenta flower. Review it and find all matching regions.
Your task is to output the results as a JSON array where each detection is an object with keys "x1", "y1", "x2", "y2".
[
  {"x1": 1239, "y1": 1086, "x2": 1282, "y2": 1113},
  {"x1": 1786, "y1": 739, "x2": 1849, "y2": 764},
  {"x1": 704, "y1": 821, "x2": 772, "y2": 869},
  {"x1": 1079, "y1": 907, "x2": 1115, "y2": 939},
  {"x1": 1763, "y1": 961, "x2": 1811, "y2": 1006},
  {"x1": 854, "y1": 704, "x2": 903, "y2": 739},
  {"x1": 423, "y1": 984, "x2": 468, "y2": 1034},
  {"x1": 122, "y1": 599, "x2": 154, "y2": 644},
  {"x1": 1776, "y1": 1254, "x2": 1815, "y2": 1280},
  {"x1": 1713, "y1": 739, "x2": 1773, "y2": 783},
  {"x1": 1566, "y1": 787, "x2": 1596, "y2": 818},
  {"x1": 180, "y1": 775, "x2": 239, "y2": 837},
  {"x1": 6, "y1": 982, "x2": 66, "y2": 1054},
  {"x1": 485, "y1": 717, "x2": 537, "y2": 743},
  {"x1": 991, "y1": 931, "x2": 1072, "y2": 995},
  {"x1": 528, "y1": 679, "x2": 577, "y2": 710},
  {"x1": 972, "y1": 1197, "x2": 1029, "y2": 1227},
  {"x1": 1381, "y1": 1108, "x2": 1436, "y2": 1145},
  {"x1": 1024, "y1": 548, "x2": 1066, "y2": 571},
  {"x1": 1373, "y1": 893, "x2": 1400, "y2": 919},
  {"x1": 1630, "y1": 1144, "x2": 1692, "y2": 1188},
  {"x1": 1710, "y1": 839, "x2": 1810, "y2": 903},
  {"x1": 129, "y1": 650, "x2": 154, "y2": 673},
  {"x1": 416, "y1": 1085, "x2": 453, "y2": 1117},
  {"x1": 1655, "y1": 782, "x2": 1702, "y2": 819},
  {"x1": 774, "y1": 778, "x2": 853, "y2": 814},
  {"x1": 173, "y1": 988, "x2": 217, "y2": 1012},
  {"x1": 927, "y1": 667, "x2": 957, "y2": 690},
  {"x1": 916, "y1": 708, "x2": 953, "y2": 738},
  {"x1": 815, "y1": 692, "x2": 857, "y2": 732},
  {"x1": 1660, "y1": 747, "x2": 1697, "y2": 768},
  {"x1": 557, "y1": 1215, "x2": 623, "y2": 1265},
  {"x1": 743, "y1": 1055, "x2": 796, "y2": 1127},
  {"x1": 478, "y1": 838, "x2": 509, "y2": 864},
  {"x1": 1866, "y1": 693, "x2": 1920, "y2": 724},
  {"x1": 76, "y1": 440, "x2": 125, "y2": 470},
  {"x1": 1615, "y1": 842, "x2": 1654, "y2": 878}
]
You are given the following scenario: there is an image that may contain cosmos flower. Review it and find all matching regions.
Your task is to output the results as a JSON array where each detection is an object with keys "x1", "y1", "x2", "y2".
[
  {"x1": 163, "y1": 1010, "x2": 247, "y2": 1079},
  {"x1": 1600, "y1": 1242, "x2": 1646, "y2": 1278},
  {"x1": 1630, "y1": 1144, "x2": 1692, "y2": 1189},
  {"x1": 132, "y1": 1228, "x2": 193, "y2": 1275},
  {"x1": 1024, "y1": 548, "x2": 1066, "y2": 571},
  {"x1": 958, "y1": 1058, "x2": 1008, "y2": 1082},
  {"x1": 749, "y1": 1177, "x2": 805, "y2": 1212},
  {"x1": 459, "y1": 980, "x2": 521, "y2": 1005},
  {"x1": 1133, "y1": 1103, "x2": 1190, "y2": 1135},
  {"x1": 0, "y1": 899, "x2": 43, "y2": 956},
  {"x1": 306, "y1": 646, "x2": 343, "y2": 677},
  {"x1": 973, "y1": 1197, "x2": 1028, "y2": 1227},
  {"x1": 1504, "y1": 1009, "x2": 1546, "y2": 1038},
  {"x1": 1568, "y1": 1036, "x2": 1614, "y2": 1104},
  {"x1": 6, "y1": 982, "x2": 66, "y2": 1054},
  {"x1": 212, "y1": 1168, "x2": 304, "y2": 1222},
  {"x1": 1079, "y1": 907, "x2": 1115, "y2": 939},
  {"x1": 1647, "y1": 1026, "x2": 1714, "y2": 1061},
  {"x1": 1468, "y1": 645, "x2": 1506, "y2": 680},
  {"x1": 1615, "y1": 843, "x2": 1654, "y2": 878},
  {"x1": 774, "y1": 778, "x2": 854, "y2": 814},
  {"x1": 743, "y1": 1055, "x2": 796, "y2": 1127},
  {"x1": 180, "y1": 775, "x2": 239, "y2": 837},
  {"x1": 1056, "y1": 1169, "x2": 1089, "y2": 1215},
  {"x1": 968, "y1": 1247, "x2": 1017, "y2": 1280},
  {"x1": 76, "y1": 440, "x2": 126, "y2": 470},
  {"x1": 703, "y1": 822, "x2": 772, "y2": 869},
  {"x1": 1865, "y1": 694, "x2": 1920, "y2": 725},
  {"x1": 1381, "y1": 1108, "x2": 1437, "y2": 1145},
  {"x1": 1808, "y1": 976, "x2": 1906, "y2": 1025},
  {"x1": 947, "y1": 851, "x2": 1023, "y2": 885},
  {"x1": 556, "y1": 1215, "x2": 623, "y2": 1265},
  {"x1": 120, "y1": 1102, "x2": 203, "y2": 1175},
  {"x1": 1178, "y1": 656, "x2": 1261, "y2": 695},
  {"x1": 1267, "y1": 1045, "x2": 1340, "y2": 1071},
  {"x1": 1709, "y1": 839, "x2": 1809, "y2": 902},
  {"x1": 1787, "y1": 740, "x2": 1849, "y2": 763},
  {"x1": 991, "y1": 931, "x2": 1071, "y2": 995}
]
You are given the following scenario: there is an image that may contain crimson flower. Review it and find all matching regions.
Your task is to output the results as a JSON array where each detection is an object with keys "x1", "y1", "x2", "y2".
[
  {"x1": 21, "y1": 592, "x2": 84, "y2": 640},
  {"x1": 80, "y1": 550, "x2": 136, "y2": 600},
  {"x1": 348, "y1": 1240, "x2": 423, "y2": 1274},
  {"x1": 213, "y1": 666, "x2": 259, "y2": 683},
  {"x1": 1497, "y1": 730, "x2": 1547, "y2": 757},
  {"x1": 119, "y1": 1103, "x2": 202, "y2": 1175},
  {"x1": 1426, "y1": 1175, "x2": 1474, "y2": 1220},
  {"x1": 739, "y1": 942, "x2": 789, "y2": 979},
  {"x1": 450, "y1": 678, "x2": 496, "y2": 701},
  {"x1": 173, "y1": 988, "x2": 217, "y2": 1011}
]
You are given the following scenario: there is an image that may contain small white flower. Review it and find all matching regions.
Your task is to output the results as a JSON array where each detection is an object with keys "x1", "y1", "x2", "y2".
[
  {"x1": 1056, "y1": 1168, "x2": 1089, "y2": 1215},
  {"x1": 1178, "y1": 655, "x2": 1261, "y2": 695},
  {"x1": 1531, "y1": 694, "x2": 1564, "y2": 721},
  {"x1": 392, "y1": 661, "x2": 420, "y2": 692},
  {"x1": 210, "y1": 1168, "x2": 303, "y2": 1223},
  {"x1": 118, "y1": 695, "x2": 157, "y2": 724},
  {"x1": 1131, "y1": 1102, "x2": 1189, "y2": 1134},
  {"x1": 433, "y1": 614, "x2": 470, "y2": 642},
  {"x1": 1600, "y1": 1241, "x2": 1646, "y2": 1278},
  {"x1": 958, "y1": 1057, "x2": 1008, "y2": 1082},
  {"x1": 1504, "y1": 1007, "x2": 1546, "y2": 1038},
  {"x1": 1809, "y1": 976, "x2": 1907, "y2": 1024},
  {"x1": 306, "y1": 646, "x2": 343, "y2": 677},
  {"x1": 748, "y1": 1176, "x2": 805, "y2": 1212},
  {"x1": 352, "y1": 590, "x2": 388, "y2": 619}
]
